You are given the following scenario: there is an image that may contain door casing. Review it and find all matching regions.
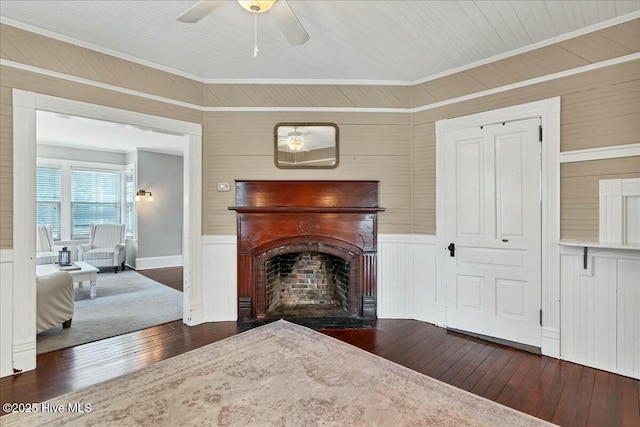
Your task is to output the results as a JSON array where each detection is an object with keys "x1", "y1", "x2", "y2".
[{"x1": 435, "y1": 97, "x2": 561, "y2": 358}]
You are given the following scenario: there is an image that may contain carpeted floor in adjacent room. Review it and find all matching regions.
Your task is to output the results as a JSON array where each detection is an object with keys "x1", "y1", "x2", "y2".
[{"x1": 36, "y1": 270, "x2": 183, "y2": 354}]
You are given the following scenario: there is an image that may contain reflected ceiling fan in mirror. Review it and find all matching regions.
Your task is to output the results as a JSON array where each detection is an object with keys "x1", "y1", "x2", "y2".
[
  {"x1": 279, "y1": 126, "x2": 310, "y2": 152},
  {"x1": 177, "y1": 0, "x2": 309, "y2": 57}
]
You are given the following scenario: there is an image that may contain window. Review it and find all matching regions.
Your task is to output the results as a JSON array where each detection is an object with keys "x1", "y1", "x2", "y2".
[
  {"x1": 124, "y1": 169, "x2": 135, "y2": 238},
  {"x1": 36, "y1": 166, "x2": 61, "y2": 239},
  {"x1": 36, "y1": 160, "x2": 134, "y2": 241},
  {"x1": 71, "y1": 168, "x2": 121, "y2": 239}
]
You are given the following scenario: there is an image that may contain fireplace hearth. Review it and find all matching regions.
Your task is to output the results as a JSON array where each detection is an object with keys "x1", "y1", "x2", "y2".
[{"x1": 229, "y1": 181, "x2": 385, "y2": 322}]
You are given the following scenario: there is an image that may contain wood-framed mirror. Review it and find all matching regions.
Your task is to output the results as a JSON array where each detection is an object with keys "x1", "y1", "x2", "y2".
[{"x1": 274, "y1": 123, "x2": 339, "y2": 169}]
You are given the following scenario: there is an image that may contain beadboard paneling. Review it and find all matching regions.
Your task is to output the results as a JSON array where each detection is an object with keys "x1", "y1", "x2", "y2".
[
  {"x1": 617, "y1": 258, "x2": 640, "y2": 376},
  {"x1": 412, "y1": 121, "x2": 436, "y2": 234},
  {"x1": 560, "y1": 254, "x2": 618, "y2": 371},
  {"x1": 0, "y1": 66, "x2": 203, "y2": 124},
  {"x1": 411, "y1": 61, "x2": 640, "y2": 235},
  {"x1": 206, "y1": 83, "x2": 410, "y2": 108},
  {"x1": 413, "y1": 60, "x2": 639, "y2": 128},
  {"x1": 0, "y1": 86, "x2": 12, "y2": 249},
  {"x1": 560, "y1": 247, "x2": 640, "y2": 379},
  {"x1": 377, "y1": 235, "x2": 437, "y2": 322},
  {"x1": 560, "y1": 157, "x2": 640, "y2": 241},
  {"x1": 200, "y1": 236, "x2": 237, "y2": 322},
  {"x1": 0, "y1": 24, "x2": 205, "y2": 106},
  {"x1": 411, "y1": 19, "x2": 640, "y2": 108},
  {"x1": 561, "y1": 79, "x2": 640, "y2": 151},
  {"x1": 0, "y1": 251, "x2": 13, "y2": 377},
  {"x1": 203, "y1": 111, "x2": 412, "y2": 235}
]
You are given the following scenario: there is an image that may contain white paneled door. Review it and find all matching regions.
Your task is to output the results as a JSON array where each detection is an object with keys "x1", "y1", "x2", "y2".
[{"x1": 444, "y1": 118, "x2": 542, "y2": 347}]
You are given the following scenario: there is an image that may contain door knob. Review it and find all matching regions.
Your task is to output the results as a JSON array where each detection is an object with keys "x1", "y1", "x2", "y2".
[{"x1": 447, "y1": 243, "x2": 455, "y2": 257}]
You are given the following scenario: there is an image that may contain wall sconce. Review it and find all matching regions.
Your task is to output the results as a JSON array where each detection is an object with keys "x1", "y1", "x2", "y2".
[{"x1": 136, "y1": 190, "x2": 153, "y2": 201}]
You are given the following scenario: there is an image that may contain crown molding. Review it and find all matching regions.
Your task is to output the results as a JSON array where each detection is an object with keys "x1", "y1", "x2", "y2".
[
  {"x1": 410, "y1": 53, "x2": 640, "y2": 114},
  {"x1": 2, "y1": 52, "x2": 638, "y2": 114},
  {"x1": 0, "y1": 17, "x2": 207, "y2": 83},
  {"x1": 411, "y1": 10, "x2": 640, "y2": 85},
  {"x1": 0, "y1": 59, "x2": 205, "y2": 111},
  {"x1": 2, "y1": 10, "x2": 638, "y2": 86}
]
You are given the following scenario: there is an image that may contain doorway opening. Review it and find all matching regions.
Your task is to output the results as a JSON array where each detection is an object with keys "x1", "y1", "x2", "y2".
[{"x1": 10, "y1": 89, "x2": 202, "y2": 373}]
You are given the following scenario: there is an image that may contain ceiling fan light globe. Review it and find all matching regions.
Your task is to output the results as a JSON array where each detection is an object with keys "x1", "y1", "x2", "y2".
[
  {"x1": 238, "y1": 0, "x2": 276, "y2": 14},
  {"x1": 287, "y1": 139, "x2": 305, "y2": 152}
]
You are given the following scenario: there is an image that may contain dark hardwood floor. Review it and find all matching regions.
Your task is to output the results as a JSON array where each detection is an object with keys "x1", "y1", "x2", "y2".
[
  {"x1": 2, "y1": 268, "x2": 638, "y2": 426},
  {"x1": 137, "y1": 266, "x2": 183, "y2": 291}
]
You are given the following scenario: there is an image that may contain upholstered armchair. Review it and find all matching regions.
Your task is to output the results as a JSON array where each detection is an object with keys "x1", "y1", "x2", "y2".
[
  {"x1": 36, "y1": 271, "x2": 74, "y2": 334},
  {"x1": 78, "y1": 223, "x2": 126, "y2": 273},
  {"x1": 36, "y1": 224, "x2": 63, "y2": 265}
]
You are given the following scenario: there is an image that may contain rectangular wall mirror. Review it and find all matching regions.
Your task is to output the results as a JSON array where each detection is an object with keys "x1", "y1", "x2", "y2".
[{"x1": 274, "y1": 123, "x2": 339, "y2": 169}]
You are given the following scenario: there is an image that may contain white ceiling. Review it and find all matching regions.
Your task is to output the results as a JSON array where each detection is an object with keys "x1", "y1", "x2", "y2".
[
  {"x1": 6, "y1": 1, "x2": 640, "y2": 154},
  {"x1": 36, "y1": 111, "x2": 188, "y2": 155},
  {"x1": 2, "y1": 1, "x2": 639, "y2": 83}
]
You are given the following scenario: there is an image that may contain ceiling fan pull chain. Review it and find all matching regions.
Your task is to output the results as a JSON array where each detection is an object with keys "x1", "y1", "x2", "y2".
[{"x1": 253, "y1": 14, "x2": 259, "y2": 58}]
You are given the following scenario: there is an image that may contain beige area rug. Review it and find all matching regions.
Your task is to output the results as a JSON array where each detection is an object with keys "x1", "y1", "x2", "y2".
[
  {"x1": 37, "y1": 270, "x2": 183, "y2": 354},
  {"x1": 5, "y1": 320, "x2": 554, "y2": 426}
]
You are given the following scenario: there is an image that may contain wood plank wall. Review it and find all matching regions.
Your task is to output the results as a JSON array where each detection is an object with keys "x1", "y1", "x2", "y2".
[
  {"x1": 411, "y1": 60, "x2": 640, "y2": 236},
  {"x1": 0, "y1": 20, "x2": 639, "y2": 247},
  {"x1": 0, "y1": 86, "x2": 11, "y2": 248},
  {"x1": 205, "y1": 83, "x2": 410, "y2": 108},
  {"x1": 0, "y1": 25, "x2": 205, "y2": 106},
  {"x1": 561, "y1": 157, "x2": 640, "y2": 240},
  {"x1": 202, "y1": 111, "x2": 412, "y2": 235}
]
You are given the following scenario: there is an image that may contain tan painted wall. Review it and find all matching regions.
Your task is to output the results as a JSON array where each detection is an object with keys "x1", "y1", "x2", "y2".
[
  {"x1": 0, "y1": 86, "x2": 12, "y2": 248},
  {"x1": 1, "y1": 20, "x2": 639, "y2": 247},
  {"x1": 412, "y1": 60, "x2": 640, "y2": 236},
  {"x1": 411, "y1": 19, "x2": 640, "y2": 107},
  {"x1": 0, "y1": 24, "x2": 205, "y2": 106},
  {"x1": 561, "y1": 157, "x2": 640, "y2": 240},
  {"x1": 203, "y1": 112, "x2": 411, "y2": 235},
  {"x1": 206, "y1": 83, "x2": 410, "y2": 108}
]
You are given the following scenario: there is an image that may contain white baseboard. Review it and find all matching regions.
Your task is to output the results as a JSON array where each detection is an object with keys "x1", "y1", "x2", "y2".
[
  {"x1": 136, "y1": 255, "x2": 183, "y2": 270},
  {"x1": 562, "y1": 355, "x2": 639, "y2": 380},
  {"x1": 11, "y1": 338, "x2": 36, "y2": 375},
  {"x1": 185, "y1": 304, "x2": 204, "y2": 326},
  {"x1": 541, "y1": 327, "x2": 560, "y2": 358},
  {"x1": 1, "y1": 250, "x2": 14, "y2": 377}
]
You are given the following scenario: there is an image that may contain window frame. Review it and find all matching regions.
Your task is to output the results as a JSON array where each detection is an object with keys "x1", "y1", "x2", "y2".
[
  {"x1": 36, "y1": 158, "x2": 134, "y2": 241},
  {"x1": 35, "y1": 165, "x2": 62, "y2": 240}
]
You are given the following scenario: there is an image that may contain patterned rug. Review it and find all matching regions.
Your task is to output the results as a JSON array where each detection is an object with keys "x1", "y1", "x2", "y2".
[{"x1": 6, "y1": 320, "x2": 554, "y2": 426}]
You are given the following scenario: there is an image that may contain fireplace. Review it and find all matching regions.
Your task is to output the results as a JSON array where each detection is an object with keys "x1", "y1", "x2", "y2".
[{"x1": 229, "y1": 181, "x2": 385, "y2": 321}]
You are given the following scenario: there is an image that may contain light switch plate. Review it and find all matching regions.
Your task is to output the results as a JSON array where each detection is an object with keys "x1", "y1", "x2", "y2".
[{"x1": 217, "y1": 182, "x2": 230, "y2": 192}]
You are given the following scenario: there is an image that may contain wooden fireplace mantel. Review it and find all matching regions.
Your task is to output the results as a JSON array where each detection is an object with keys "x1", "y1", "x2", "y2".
[{"x1": 229, "y1": 180, "x2": 385, "y2": 321}]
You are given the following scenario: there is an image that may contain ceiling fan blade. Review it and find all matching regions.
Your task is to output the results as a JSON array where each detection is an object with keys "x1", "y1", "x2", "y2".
[
  {"x1": 270, "y1": 0, "x2": 310, "y2": 46},
  {"x1": 176, "y1": 0, "x2": 225, "y2": 23}
]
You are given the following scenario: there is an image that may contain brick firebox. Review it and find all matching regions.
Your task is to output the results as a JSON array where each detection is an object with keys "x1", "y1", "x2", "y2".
[{"x1": 229, "y1": 181, "x2": 385, "y2": 321}]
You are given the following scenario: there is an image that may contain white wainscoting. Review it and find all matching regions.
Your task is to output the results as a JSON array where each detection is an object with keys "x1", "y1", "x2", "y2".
[
  {"x1": 0, "y1": 250, "x2": 14, "y2": 378},
  {"x1": 200, "y1": 236, "x2": 237, "y2": 322},
  {"x1": 199, "y1": 234, "x2": 440, "y2": 324},
  {"x1": 560, "y1": 245, "x2": 640, "y2": 379},
  {"x1": 377, "y1": 235, "x2": 440, "y2": 324}
]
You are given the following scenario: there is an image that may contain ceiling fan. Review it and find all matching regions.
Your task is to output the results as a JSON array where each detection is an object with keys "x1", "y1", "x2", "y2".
[
  {"x1": 278, "y1": 126, "x2": 310, "y2": 152},
  {"x1": 177, "y1": 0, "x2": 310, "y2": 54}
]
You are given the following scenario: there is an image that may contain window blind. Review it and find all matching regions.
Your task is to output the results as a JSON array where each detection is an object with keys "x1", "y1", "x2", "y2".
[
  {"x1": 36, "y1": 166, "x2": 61, "y2": 239},
  {"x1": 71, "y1": 168, "x2": 121, "y2": 238}
]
